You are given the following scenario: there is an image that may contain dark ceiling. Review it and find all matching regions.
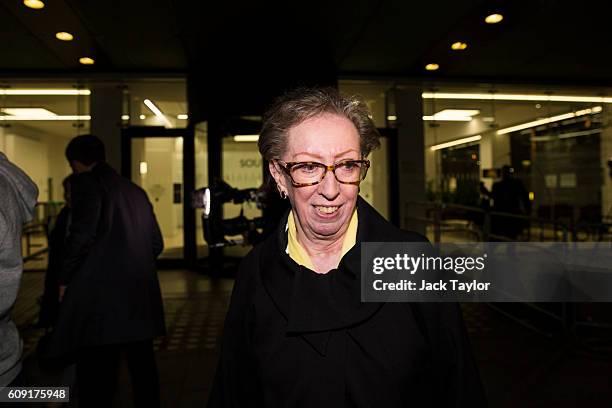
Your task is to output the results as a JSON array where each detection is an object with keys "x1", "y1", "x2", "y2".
[{"x1": 1, "y1": 0, "x2": 611, "y2": 85}]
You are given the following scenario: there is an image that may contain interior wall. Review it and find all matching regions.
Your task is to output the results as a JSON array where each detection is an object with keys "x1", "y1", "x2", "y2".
[{"x1": 0, "y1": 126, "x2": 71, "y2": 203}]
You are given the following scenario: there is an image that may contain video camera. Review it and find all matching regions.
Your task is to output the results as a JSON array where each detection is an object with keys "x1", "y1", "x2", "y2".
[{"x1": 191, "y1": 180, "x2": 267, "y2": 247}]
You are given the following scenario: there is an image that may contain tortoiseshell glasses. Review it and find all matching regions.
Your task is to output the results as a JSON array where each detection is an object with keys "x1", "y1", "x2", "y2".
[{"x1": 276, "y1": 159, "x2": 370, "y2": 187}]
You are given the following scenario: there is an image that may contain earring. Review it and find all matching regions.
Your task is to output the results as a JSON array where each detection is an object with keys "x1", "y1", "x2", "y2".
[{"x1": 280, "y1": 190, "x2": 287, "y2": 199}]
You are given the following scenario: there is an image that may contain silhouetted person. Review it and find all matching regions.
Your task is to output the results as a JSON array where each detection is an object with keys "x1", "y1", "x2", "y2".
[
  {"x1": 47, "y1": 135, "x2": 165, "y2": 408},
  {"x1": 0, "y1": 152, "x2": 38, "y2": 387},
  {"x1": 491, "y1": 165, "x2": 531, "y2": 240},
  {"x1": 38, "y1": 176, "x2": 73, "y2": 329}
]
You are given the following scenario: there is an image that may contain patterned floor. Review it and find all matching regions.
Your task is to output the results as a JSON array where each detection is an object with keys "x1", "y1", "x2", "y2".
[{"x1": 11, "y1": 268, "x2": 612, "y2": 407}]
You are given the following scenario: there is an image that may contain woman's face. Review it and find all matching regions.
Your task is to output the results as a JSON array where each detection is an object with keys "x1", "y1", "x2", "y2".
[{"x1": 270, "y1": 113, "x2": 361, "y2": 242}]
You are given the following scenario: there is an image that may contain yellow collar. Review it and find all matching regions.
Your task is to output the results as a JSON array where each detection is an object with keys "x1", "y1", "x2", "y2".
[{"x1": 286, "y1": 208, "x2": 358, "y2": 271}]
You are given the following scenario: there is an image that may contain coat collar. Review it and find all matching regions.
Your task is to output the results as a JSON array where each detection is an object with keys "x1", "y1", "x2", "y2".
[{"x1": 259, "y1": 196, "x2": 406, "y2": 355}]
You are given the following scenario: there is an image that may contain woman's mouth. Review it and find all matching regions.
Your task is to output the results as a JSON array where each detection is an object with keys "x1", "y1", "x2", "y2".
[{"x1": 315, "y1": 205, "x2": 340, "y2": 215}]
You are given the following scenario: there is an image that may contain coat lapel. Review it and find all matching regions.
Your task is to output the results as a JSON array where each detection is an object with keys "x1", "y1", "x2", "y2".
[{"x1": 259, "y1": 197, "x2": 408, "y2": 355}]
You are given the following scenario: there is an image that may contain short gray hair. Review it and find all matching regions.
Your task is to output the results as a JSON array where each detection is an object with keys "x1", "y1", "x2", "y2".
[{"x1": 258, "y1": 87, "x2": 381, "y2": 161}]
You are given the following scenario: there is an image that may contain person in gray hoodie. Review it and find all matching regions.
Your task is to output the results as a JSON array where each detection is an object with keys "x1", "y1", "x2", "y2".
[{"x1": 0, "y1": 152, "x2": 38, "y2": 386}]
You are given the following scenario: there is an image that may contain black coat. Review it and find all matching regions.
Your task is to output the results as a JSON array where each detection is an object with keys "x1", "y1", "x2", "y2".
[
  {"x1": 37, "y1": 206, "x2": 70, "y2": 328},
  {"x1": 48, "y1": 162, "x2": 165, "y2": 356},
  {"x1": 208, "y1": 197, "x2": 486, "y2": 407}
]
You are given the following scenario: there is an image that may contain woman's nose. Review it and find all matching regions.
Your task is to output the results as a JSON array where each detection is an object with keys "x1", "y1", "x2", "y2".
[{"x1": 317, "y1": 169, "x2": 340, "y2": 200}]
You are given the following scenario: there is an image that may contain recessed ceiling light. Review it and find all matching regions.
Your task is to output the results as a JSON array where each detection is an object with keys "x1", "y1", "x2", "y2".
[
  {"x1": 139, "y1": 114, "x2": 146, "y2": 120},
  {"x1": 485, "y1": 13, "x2": 503, "y2": 24},
  {"x1": 451, "y1": 42, "x2": 468, "y2": 50},
  {"x1": 79, "y1": 57, "x2": 95, "y2": 65},
  {"x1": 425, "y1": 63, "x2": 439, "y2": 71},
  {"x1": 177, "y1": 114, "x2": 188, "y2": 120},
  {"x1": 56, "y1": 32, "x2": 74, "y2": 41},
  {"x1": 23, "y1": 0, "x2": 44, "y2": 9}
]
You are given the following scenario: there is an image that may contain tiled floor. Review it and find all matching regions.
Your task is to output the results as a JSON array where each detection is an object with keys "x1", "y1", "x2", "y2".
[{"x1": 12, "y1": 269, "x2": 612, "y2": 407}]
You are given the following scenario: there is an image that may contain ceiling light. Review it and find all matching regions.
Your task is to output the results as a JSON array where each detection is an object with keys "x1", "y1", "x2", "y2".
[
  {"x1": 234, "y1": 135, "x2": 259, "y2": 142},
  {"x1": 451, "y1": 42, "x2": 468, "y2": 50},
  {"x1": 497, "y1": 106, "x2": 602, "y2": 135},
  {"x1": 79, "y1": 57, "x2": 95, "y2": 65},
  {"x1": 139, "y1": 162, "x2": 148, "y2": 175},
  {"x1": 421, "y1": 92, "x2": 612, "y2": 103},
  {"x1": 121, "y1": 115, "x2": 130, "y2": 120},
  {"x1": 0, "y1": 115, "x2": 90, "y2": 121},
  {"x1": 55, "y1": 32, "x2": 74, "y2": 41},
  {"x1": 423, "y1": 115, "x2": 471, "y2": 122},
  {"x1": 423, "y1": 109, "x2": 480, "y2": 121},
  {"x1": 387, "y1": 115, "x2": 397, "y2": 121},
  {"x1": 23, "y1": 0, "x2": 44, "y2": 9},
  {"x1": 143, "y1": 99, "x2": 172, "y2": 127},
  {"x1": 177, "y1": 114, "x2": 188, "y2": 120},
  {"x1": 425, "y1": 63, "x2": 439, "y2": 71},
  {"x1": 139, "y1": 114, "x2": 146, "y2": 120},
  {"x1": 430, "y1": 135, "x2": 482, "y2": 151},
  {"x1": 0, "y1": 89, "x2": 90, "y2": 96},
  {"x1": 485, "y1": 13, "x2": 503, "y2": 24},
  {"x1": 1, "y1": 108, "x2": 57, "y2": 118},
  {"x1": 557, "y1": 129, "x2": 601, "y2": 140}
]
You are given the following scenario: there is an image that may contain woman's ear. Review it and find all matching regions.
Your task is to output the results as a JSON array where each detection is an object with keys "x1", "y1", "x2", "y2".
[{"x1": 269, "y1": 160, "x2": 288, "y2": 194}]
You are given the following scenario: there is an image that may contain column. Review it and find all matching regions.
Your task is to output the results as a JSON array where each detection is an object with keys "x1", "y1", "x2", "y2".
[
  {"x1": 390, "y1": 89, "x2": 426, "y2": 234},
  {"x1": 90, "y1": 84, "x2": 123, "y2": 171},
  {"x1": 602, "y1": 110, "x2": 612, "y2": 221}
]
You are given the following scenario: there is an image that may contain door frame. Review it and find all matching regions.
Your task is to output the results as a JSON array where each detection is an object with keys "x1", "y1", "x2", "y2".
[{"x1": 121, "y1": 126, "x2": 196, "y2": 269}]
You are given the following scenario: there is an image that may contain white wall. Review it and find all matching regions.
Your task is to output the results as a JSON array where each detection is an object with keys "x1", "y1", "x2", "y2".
[{"x1": 0, "y1": 128, "x2": 71, "y2": 203}]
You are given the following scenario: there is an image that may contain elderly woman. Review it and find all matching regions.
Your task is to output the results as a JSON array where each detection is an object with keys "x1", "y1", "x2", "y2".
[{"x1": 208, "y1": 87, "x2": 486, "y2": 407}]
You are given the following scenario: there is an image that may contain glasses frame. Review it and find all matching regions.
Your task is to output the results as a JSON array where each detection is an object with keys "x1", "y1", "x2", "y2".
[{"x1": 275, "y1": 159, "x2": 370, "y2": 187}]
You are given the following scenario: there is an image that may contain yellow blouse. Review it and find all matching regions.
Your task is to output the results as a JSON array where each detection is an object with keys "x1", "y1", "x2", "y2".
[{"x1": 286, "y1": 208, "x2": 358, "y2": 271}]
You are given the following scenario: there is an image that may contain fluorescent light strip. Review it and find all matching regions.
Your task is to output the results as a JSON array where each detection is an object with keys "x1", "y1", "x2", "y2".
[
  {"x1": 143, "y1": 99, "x2": 172, "y2": 127},
  {"x1": 430, "y1": 135, "x2": 482, "y2": 151},
  {"x1": 0, "y1": 89, "x2": 91, "y2": 96},
  {"x1": 497, "y1": 106, "x2": 602, "y2": 135},
  {"x1": 0, "y1": 115, "x2": 90, "y2": 121},
  {"x1": 422, "y1": 92, "x2": 612, "y2": 103},
  {"x1": 234, "y1": 135, "x2": 259, "y2": 142},
  {"x1": 1, "y1": 108, "x2": 57, "y2": 118},
  {"x1": 423, "y1": 115, "x2": 472, "y2": 121},
  {"x1": 557, "y1": 129, "x2": 601, "y2": 140}
]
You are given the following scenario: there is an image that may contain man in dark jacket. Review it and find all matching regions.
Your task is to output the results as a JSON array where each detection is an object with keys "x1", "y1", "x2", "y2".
[{"x1": 50, "y1": 135, "x2": 165, "y2": 408}]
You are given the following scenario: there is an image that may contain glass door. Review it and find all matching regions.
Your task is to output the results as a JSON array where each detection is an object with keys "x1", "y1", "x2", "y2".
[
  {"x1": 122, "y1": 127, "x2": 195, "y2": 265},
  {"x1": 131, "y1": 137, "x2": 184, "y2": 258}
]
